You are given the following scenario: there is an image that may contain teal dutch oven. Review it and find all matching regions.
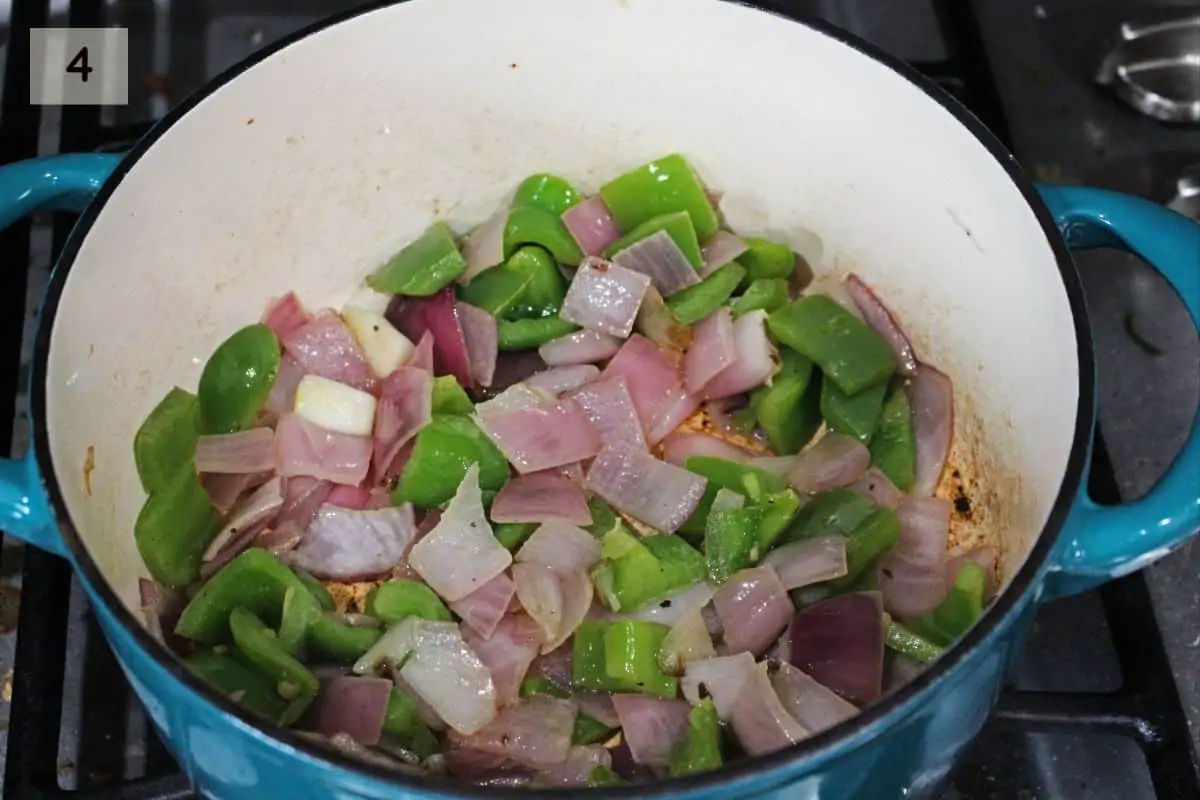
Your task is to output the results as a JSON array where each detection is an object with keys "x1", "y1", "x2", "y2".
[{"x1": 0, "y1": 1, "x2": 1197, "y2": 797}]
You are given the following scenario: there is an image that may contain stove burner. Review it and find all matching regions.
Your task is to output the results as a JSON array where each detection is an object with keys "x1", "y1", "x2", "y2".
[{"x1": 1096, "y1": 16, "x2": 1200, "y2": 125}]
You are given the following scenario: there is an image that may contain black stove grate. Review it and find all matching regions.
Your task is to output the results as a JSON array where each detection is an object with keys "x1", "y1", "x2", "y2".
[{"x1": 0, "y1": 1, "x2": 1197, "y2": 798}]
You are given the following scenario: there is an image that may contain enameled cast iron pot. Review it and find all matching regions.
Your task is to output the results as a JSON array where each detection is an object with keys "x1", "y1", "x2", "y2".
[{"x1": 0, "y1": 1, "x2": 1197, "y2": 797}]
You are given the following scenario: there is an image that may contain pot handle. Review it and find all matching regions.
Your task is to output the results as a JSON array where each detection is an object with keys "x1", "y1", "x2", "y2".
[
  {"x1": 0, "y1": 154, "x2": 122, "y2": 558},
  {"x1": 1037, "y1": 183, "x2": 1200, "y2": 599}
]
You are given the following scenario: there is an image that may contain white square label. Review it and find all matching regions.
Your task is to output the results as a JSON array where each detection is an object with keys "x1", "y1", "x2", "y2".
[{"x1": 30, "y1": 28, "x2": 129, "y2": 106}]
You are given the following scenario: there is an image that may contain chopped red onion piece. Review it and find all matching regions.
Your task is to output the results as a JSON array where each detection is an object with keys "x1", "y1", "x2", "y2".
[
  {"x1": 701, "y1": 310, "x2": 780, "y2": 400},
  {"x1": 513, "y1": 562, "x2": 564, "y2": 645},
  {"x1": 551, "y1": 570, "x2": 595, "y2": 654},
  {"x1": 681, "y1": 652, "x2": 756, "y2": 720},
  {"x1": 769, "y1": 661, "x2": 859, "y2": 734},
  {"x1": 408, "y1": 330, "x2": 435, "y2": 373},
  {"x1": 194, "y1": 428, "x2": 276, "y2": 474},
  {"x1": 460, "y1": 209, "x2": 507, "y2": 284},
  {"x1": 684, "y1": 307, "x2": 736, "y2": 394},
  {"x1": 763, "y1": 535, "x2": 848, "y2": 590},
  {"x1": 565, "y1": 376, "x2": 647, "y2": 451},
  {"x1": 475, "y1": 383, "x2": 556, "y2": 416},
  {"x1": 786, "y1": 433, "x2": 871, "y2": 494},
  {"x1": 661, "y1": 431, "x2": 752, "y2": 467},
  {"x1": 372, "y1": 366, "x2": 433, "y2": 483},
  {"x1": 560, "y1": 257, "x2": 651, "y2": 338},
  {"x1": 849, "y1": 467, "x2": 906, "y2": 510},
  {"x1": 474, "y1": 398, "x2": 601, "y2": 474},
  {"x1": 525, "y1": 365, "x2": 600, "y2": 396},
  {"x1": 644, "y1": 385, "x2": 702, "y2": 447},
  {"x1": 201, "y1": 471, "x2": 273, "y2": 515},
  {"x1": 456, "y1": 302, "x2": 499, "y2": 388},
  {"x1": 947, "y1": 546, "x2": 999, "y2": 600},
  {"x1": 138, "y1": 578, "x2": 188, "y2": 649},
  {"x1": 515, "y1": 521, "x2": 601, "y2": 574},
  {"x1": 537, "y1": 745, "x2": 612, "y2": 787},
  {"x1": 409, "y1": 464, "x2": 513, "y2": 601},
  {"x1": 288, "y1": 503, "x2": 417, "y2": 581},
  {"x1": 527, "y1": 642, "x2": 574, "y2": 690},
  {"x1": 788, "y1": 591, "x2": 885, "y2": 704},
  {"x1": 265, "y1": 356, "x2": 305, "y2": 415},
  {"x1": 282, "y1": 311, "x2": 376, "y2": 394},
  {"x1": 306, "y1": 677, "x2": 393, "y2": 746},
  {"x1": 572, "y1": 692, "x2": 619, "y2": 728},
  {"x1": 610, "y1": 695, "x2": 691, "y2": 767},
  {"x1": 659, "y1": 604, "x2": 717, "y2": 674},
  {"x1": 459, "y1": 695, "x2": 576, "y2": 767},
  {"x1": 275, "y1": 474, "x2": 333, "y2": 531},
  {"x1": 203, "y1": 476, "x2": 284, "y2": 562},
  {"x1": 491, "y1": 474, "x2": 592, "y2": 526},
  {"x1": 635, "y1": 285, "x2": 693, "y2": 351},
  {"x1": 603, "y1": 334, "x2": 683, "y2": 432},
  {"x1": 326, "y1": 483, "x2": 371, "y2": 510},
  {"x1": 612, "y1": 229, "x2": 701, "y2": 297},
  {"x1": 261, "y1": 291, "x2": 311, "y2": 342},
  {"x1": 712, "y1": 566, "x2": 794, "y2": 656},
  {"x1": 729, "y1": 662, "x2": 810, "y2": 756},
  {"x1": 487, "y1": 351, "x2": 549, "y2": 395},
  {"x1": 537, "y1": 329, "x2": 622, "y2": 367},
  {"x1": 450, "y1": 572, "x2": 517, "y2": 640},
  {"x1": 699, "y1": 231, "x2": 748, "y2": 278},
  {"x1": 399, "y1": 620, "x2": 498, "y2": 735},
  {"x1": 464, "y1": 615, "x2": 541, "y2": 708},
  {"x1": 562, "y1": 196, "x2": 620, "y2": 258},
  {"x1": 910, "y1": 364, "x2": 954, "y2": 496},
  {"x1": 624, "y1": 582, "x2": 716, "y2": 627},
  {"x1": 844, "y1": 275, "x2": 918, "y2": 376},
  {"x1": 585, "y1": 443, "x2": 707, "y2": 533},
  {"x1": 607, "y1": 741, "x2": 657, "y2": 782},
  {"x1": 703, "y1": 396, "x2": 765, "y2": 444},
  {"x1": 274, "y1": 413, "x2": 373, "y2": 486},
  {"x1": 879, "y1": 496, "x2": 951, "y2": 618},
  {"x1": 386, "y1": 289, "x2": 473, "y2": 387}
]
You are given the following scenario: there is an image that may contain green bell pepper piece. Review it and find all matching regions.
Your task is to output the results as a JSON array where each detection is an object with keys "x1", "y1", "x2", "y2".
[
  {"x1": 910, "y1": 560, "x2": 987, "y2": 646},
  {"x1": 228, "y1": 607, "x2": 318, "y2": 726},
  {"x1": 731, "y1": 278, "x2": 789, "y2": 317},
  {"x1": 458, "y1": 263, "x2": 533, "y2": 318},
  {"x1": 602, "y1": 619, "x2": 677, "y2": 697},
  {"x1": 293, "y1": 569, "x2": 335, "y2": 611},
  {"x1": 585, "y1": 496, "x2": 621, "y2": 538},
  {"x1": 497, "y1": 316, "x2": 579, "y2": 351},
  {"x1": 821, "y1": 378, "x2": 888, "y2": 445},
  {"x1": 503, "y1": 246, "x2": 567, "y2": 319},
  {"x1": 520, "y1": 676, "x2": 571, "y2": 699},
  {"x1": 382, "y1": 688, "x2": 440, "y2": 759},
  {"x1": 197, "y1": 323, "x2": 280, "y2": 435},
  {"x1": 494, "y1": 521, "x2": 537, "y2": 551},
  {"x1": 666, "y1": 263, "x2": 746, "y2": 326},
  {"x1": 573, "y1": 620, "x2": 633, "y2": 692},
  {"x1": 572, "y1": 713, "x2": 618, "y2": 746},
  {"x1": 134, "y1": 387, "x2": 200, "y2": 494},
  {"x1": 705, "y1": 506, "x2": 764, "y2": 583},
  {"x1": 134, "y1": 468, "x2": 222, "y2": 588},
  {"x1": 826, "y1": 507, "x2": 900, "y2": 591},
  {"x1": 392, "y1": 415, "x2": 510, "y2": 508},
  {"x1": 588, "y1": 766, "x2": 625, "y2": 787},
  {"x1": 367, "y1": 221, "x2": 466, "y2": 296},
  {"x1": 684, "y1": 455, "x2": 787, "y2": 501},
  {"x1": 176, "y1": 548, "x2": 316, "y2": 644},
  {"x1": 667, "y1": 698, "x2": 723, "y2": 778},
  {"x1": 885, "y1": 616, "x2": 944, "y2": 665},
  {"x1": 784, "y1": 489, "x2": 878, "y2": 543},
  {"x1": 758, "y1": 489, "x2": 804, "y2": 551},
  {"x1": 276, "y1": 585, "x2": 314, "y2": 655},
  {"x1": 591, "y1": 529, "x2": 706, "y2": 613},
  {"x1": 737, "y1": 237, "x2": 796, "y2": 283},
  {"x1": 430, "y1": 374, "x2": 475, "y2": 416},
  {"x1": 869, "y1": 388, "x2": 916, "y2": 491},
  {"x1": 306, "y1": 613, "x2": 383, "y2": 662},
  {"x1": 512, "y1": 173, "x2": 583, "y2": 215},
  {"x1": 184, "y1": 648, "x2": 291, "y2": 724},
  {"x1": 768, "y1": 295, "x2": 897, "y2": 396},
  {"x1": 599, "y1": 154, "x2": 719, "y2": 239},
  {"x1": 504, "y1": 206, "x2": 584, "y2": 266},
  {"x1": 750, "y1": 350, "x2": 822, "y2": 455},
  {"x1": 365, "y1": 580, "x2": 453, "y2": 623},
  {"x1": 605, "y1": 210, "x2": 703, "y2": 269}
]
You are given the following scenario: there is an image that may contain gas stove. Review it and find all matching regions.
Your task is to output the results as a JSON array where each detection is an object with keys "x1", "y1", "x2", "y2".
[{"x1": 0, "y1": 1, "x2": 1196, "y2": 798}]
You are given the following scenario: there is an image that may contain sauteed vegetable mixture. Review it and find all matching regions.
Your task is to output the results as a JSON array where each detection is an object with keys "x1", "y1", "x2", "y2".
[{"x1": 133, "y1": 154, "x2": 995, "y2": 786}]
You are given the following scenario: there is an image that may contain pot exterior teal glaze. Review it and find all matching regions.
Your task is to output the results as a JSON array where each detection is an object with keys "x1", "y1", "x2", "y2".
[{"x1": 0, "y1": 2, "x2": 1197, "y2": 798}]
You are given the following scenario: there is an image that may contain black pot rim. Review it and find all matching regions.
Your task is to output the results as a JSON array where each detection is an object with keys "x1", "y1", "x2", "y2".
[{"x1": 28, "y1": 1, "x2": 1095, "y2": 796}]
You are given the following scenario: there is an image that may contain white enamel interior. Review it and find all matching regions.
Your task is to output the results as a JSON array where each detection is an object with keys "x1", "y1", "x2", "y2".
[{"x1": 43, "y1": 0, "x2": 1079, "y2": 617}]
